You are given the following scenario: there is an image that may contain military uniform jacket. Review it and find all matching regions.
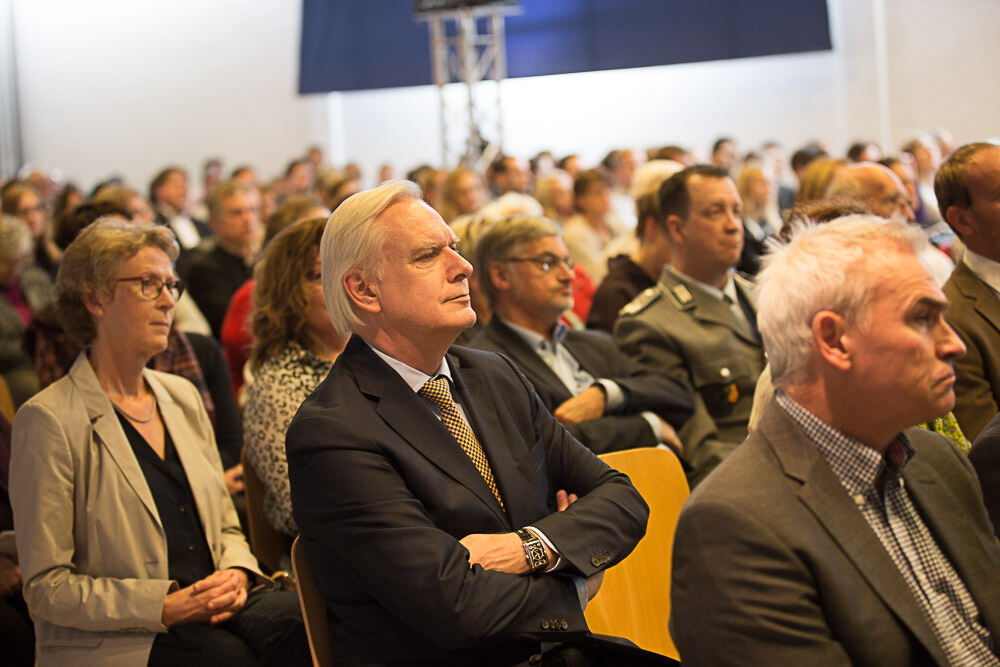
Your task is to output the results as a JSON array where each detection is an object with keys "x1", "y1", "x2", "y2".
[{"x1": 614, "y1": 269, "x2": 764, "y2": 484}]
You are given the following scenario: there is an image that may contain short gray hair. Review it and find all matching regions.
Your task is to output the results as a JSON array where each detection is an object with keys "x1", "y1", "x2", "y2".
[
  {"x1": 757, "y1": 215, "x2": 927, "y2": 386},
  {"x1": 0, "y1": 215, "x2": 33, "y2": 263},
  {"x1": 321, "y1": 180, "x2": 422, "y2": 338},
  {"x1": 474, "y1": 216, "x2": 561, "y2": 309}
]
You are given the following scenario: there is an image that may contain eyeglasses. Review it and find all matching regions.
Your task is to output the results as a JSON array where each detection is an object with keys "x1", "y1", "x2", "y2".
[
  {"x1": 117, "y1": 273, "x2": 185, "y2": 300},
  {"x1": 505, "y1": 254, "x2": 575, "y2": 273}
]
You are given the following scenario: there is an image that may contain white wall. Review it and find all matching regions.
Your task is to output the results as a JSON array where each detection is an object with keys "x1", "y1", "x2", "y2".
[
  {"x1": 12, "y1": 0, "x2": 329, "y2": 191},
  {"x1": 9, "y1": 0, "x2": 1000, "y2": 192}
]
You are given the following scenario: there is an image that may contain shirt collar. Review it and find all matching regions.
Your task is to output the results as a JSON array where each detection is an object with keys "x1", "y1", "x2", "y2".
[
  {"x1": 366, "y1": 340, "x2": 452, "y2": 393},
  {"x1": 669, "y1": 266, "x2": 737, "y2": 303},
  {"x1": 963, "y1": 248, "x2": 1000, "y2": 295},
  {"x1": 502, "y1": 318, "x2": 568, "y2": 350},
  {"x1": 775, "y1": 390, "x2": 914, "y2": 496}
]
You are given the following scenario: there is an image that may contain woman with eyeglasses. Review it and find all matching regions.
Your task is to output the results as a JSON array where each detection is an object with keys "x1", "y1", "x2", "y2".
[
  {"x1": 243, "y1": 216, "x2": 344, "y2": 544},
  {"x1": 9, "y1": 219, "x2": 307, "y2": 666}
]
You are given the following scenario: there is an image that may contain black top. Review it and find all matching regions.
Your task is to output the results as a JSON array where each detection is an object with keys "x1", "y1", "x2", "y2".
[
  {"x1": 117, "y1": 411, "x2": 215, "y2": 588},
  {"x1": 186, "y1": 332, "x2": 242, "y2": 470},
  {"x1": 179, "y1": 243, "x2": 252, "y2": 338},
  {"x1": 586, "y1": 254, "x2": 656, "y2": 333}
]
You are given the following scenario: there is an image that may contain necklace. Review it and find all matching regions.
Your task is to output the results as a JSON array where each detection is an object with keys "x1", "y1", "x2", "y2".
[{"x1": 112, "y1": 393, "x2": 158, "y2": 424}]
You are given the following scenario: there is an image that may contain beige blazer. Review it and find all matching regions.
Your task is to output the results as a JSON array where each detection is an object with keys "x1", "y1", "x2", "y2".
[{"x1": 9, "y1": 354, "x2": 261, "y2": 667}]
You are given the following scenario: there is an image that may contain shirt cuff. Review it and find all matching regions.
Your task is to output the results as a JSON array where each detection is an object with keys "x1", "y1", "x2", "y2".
[
  {"x1": 641, "y1": 411, "x2": 663, "y2": 441},
  {"x1": 525, "y1": 525, "x2": 561, "y2": 572},
  {"x1": 595, "y1": 379, "x2": 624, "y2": 413},
  {"x1": 573, "y1": 576, "x2": 589, "y2": 611}
]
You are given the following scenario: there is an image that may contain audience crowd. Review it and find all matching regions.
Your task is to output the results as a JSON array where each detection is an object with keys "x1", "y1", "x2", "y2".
[{"x1": 2, "y1": 129, "x2": 1000, "y2": 665}]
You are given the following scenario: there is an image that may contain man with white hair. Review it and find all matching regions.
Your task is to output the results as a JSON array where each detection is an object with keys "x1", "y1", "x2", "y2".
[
  {"x1": 285, "y1": 181, "x2": 666, "y2": 665},
  {"x1": 670, "y1": 216, "x2": 1000, "y2": 665}
]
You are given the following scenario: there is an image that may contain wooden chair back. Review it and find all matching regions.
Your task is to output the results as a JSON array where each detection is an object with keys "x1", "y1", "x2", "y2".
[
  {"x1": 241, "y1": 448, "x2": 293, "y2": 573},
  {"x1": 292, "y1": 536, "x2": 334, "y2": 667},
  {"x1": 584, "y1": 447, "x2": 689, "y2": 660}
]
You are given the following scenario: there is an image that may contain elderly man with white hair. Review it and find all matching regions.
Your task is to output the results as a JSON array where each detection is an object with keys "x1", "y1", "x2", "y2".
[
  {"x1": 285, "y1": 180, "x2": 670, "y2": 665},
  {"x1": 670, "y1": 215, "x2": 1000, "y2": 666}
]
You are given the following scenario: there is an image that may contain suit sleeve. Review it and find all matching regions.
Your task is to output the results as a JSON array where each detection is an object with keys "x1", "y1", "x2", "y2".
[
  {"x1": 671, "y1": 498, "x2": 853, "y2": 666},
  {"x1": 493, "y1": 353, "x2": 650, "y2": 578},
  {"x1": 578, "y1": 330, "x2": 694, "y2": 427},
  {"x1": 949, "y1": 320, "x2": 999, "y2": 441},
  {"x1": 11, "y1": 402, "x2": 173, "y2": 633},
  {"x1": 287, "y1": 409, "x2": 588, "y2": 649},
  {"x1": 614, "y1": 316, "x2": 740, "y2": 483},
  {"x1": 565, "y1": 415, "x2": 657, "y2": 455}
]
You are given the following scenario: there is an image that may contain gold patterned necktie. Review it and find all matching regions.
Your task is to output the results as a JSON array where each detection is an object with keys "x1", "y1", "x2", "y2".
[{"x1": 419, "y1": 376, "x2": 505, "y2": 510}]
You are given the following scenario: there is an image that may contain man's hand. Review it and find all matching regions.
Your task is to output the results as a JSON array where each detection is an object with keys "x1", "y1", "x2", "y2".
[
  {"x1": 459, "y1": 533, "x2": 529, "y2": 574},
  {"x1": 659, "y1": 418, "x2": 683, "y2": 453},
  {"x1": 553, "y1": 386, "x2": 606, "y2": 424},
  {"x1": 461, "y1": 489, "x2": 578, "y2": 574},
  {"x1": 556, "y1": 489, "x2": 578, "y2": 511},
  {"x1": 0, "y1": 555, "x2": 21, "y2": 597},
  {"x1": 224, "y1": 464, "x2": 245, "y2": 496},
  {"x1": 161, "y1": 568, "x2": 250, "y2": 627}
]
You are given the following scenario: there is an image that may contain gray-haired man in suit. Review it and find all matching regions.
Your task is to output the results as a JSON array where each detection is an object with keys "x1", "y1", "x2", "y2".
[{"x1": 671, "y1": 215, "x2": 1000, "y2": 665}]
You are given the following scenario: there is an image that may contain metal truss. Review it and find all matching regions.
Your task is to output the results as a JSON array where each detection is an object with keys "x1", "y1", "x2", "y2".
[{"x1": 418, "y1": 2, "x2": 522, "y2": 169}]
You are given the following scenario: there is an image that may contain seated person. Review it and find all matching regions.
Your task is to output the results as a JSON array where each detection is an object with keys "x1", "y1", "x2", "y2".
[
  {"x1": 219, "y1": 196, "x2": 328, "y2": 394},
  {"x1": 10, "y1": 219, "x2": 307, "y2": 665},
  {"x1": 470, "y1": 215, "x2": 692, "y2": 455},
  {"x1": 0, "y1": 407, "x2": 33, "y2": 667},
  {"x1": 24, "y1": 205, "x2": 245, "y2": 495},
  {"x1": 179, "y1": 181, "x2": 261, "y2": 337},
  {"x1": 243, "y1": 217, "x2": 344, "y2": 538},
  {"x1": 286, "y1": 181, "x2": 668, "y2": 665},
  {"x1": 615, "y1": 166, "x2": 764, "y2": 485},
  {"x1": 587, "y1": 191, "x2": 672, "y2": 333},
  {"x1": 0, "y1": 215, "x2": 52, "y2": 407},
  {"x1": 671, "y1": 216, "x2": 1000, "y2": 665}
]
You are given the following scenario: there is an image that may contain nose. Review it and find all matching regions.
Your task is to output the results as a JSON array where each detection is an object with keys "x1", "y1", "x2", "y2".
[
  {"x1": 448, "y1": 246, "x2": 473, "y2": 281},
  {"x1": 938, "y1": 321, "x2": 966, "y2": 361}
]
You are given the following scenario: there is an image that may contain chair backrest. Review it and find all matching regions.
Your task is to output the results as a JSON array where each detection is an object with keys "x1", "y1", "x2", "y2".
[
  {"x1": 292, "y1": 535, "x2": 334, "y2": 667},
  {"x1": 583, "y1": 447, "x2": 689, "y2": 660},
  {"x1": 0, "y1": 375, "x2": 14, "y2": 423},
  {"x1": 241, "y1": 448, "x2": 293, "y2": 573}
]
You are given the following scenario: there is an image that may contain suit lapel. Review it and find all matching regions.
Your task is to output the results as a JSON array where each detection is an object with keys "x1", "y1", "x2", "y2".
[
  {"x1": 759, "y1": 405, "x2": 948, "y2": 665},
  {"x1": 486, "y1": 319, "x2": 571, "y2": 402},
  {"x1": 68, "y1": 354, "x2": 163, "y2": 531},
  {"x1": 954, "y1": 263, "x2": 1000, "y2": 336},
  {"x1": 347, "y1": 337, "x2": 507, "y2": 525},
  {"x1": 148, "y1": 370, "x2": 221, "y2": 548},
  {"x1": 903, "y1": 441, "x2": 1000, "y2": 640},
  {"x1": 448, "y1": 356, "x2": 519, "y2": 527}
]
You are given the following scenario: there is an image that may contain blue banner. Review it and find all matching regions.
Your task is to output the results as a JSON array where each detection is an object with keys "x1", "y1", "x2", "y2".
[{"x1": 300, "y1": 0, "x2": 831, "y2": 94}]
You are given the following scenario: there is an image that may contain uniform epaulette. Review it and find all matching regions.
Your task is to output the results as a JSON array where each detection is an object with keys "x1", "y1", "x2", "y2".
[{"x1": 618, "y1": 286, "x2": 661, "y2": 317}]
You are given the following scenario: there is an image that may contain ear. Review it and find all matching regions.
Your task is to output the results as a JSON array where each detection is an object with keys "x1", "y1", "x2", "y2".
[
  {"x1": 811, "y1": 310, "x2": 852, "y2": 372},
  {"x1": 83, "y1": 287, "x2": 107, "y2": 318},
  {"x1": 944, "y1": 204, "x2": 972, "y2": 238},
  {"x1": 343, "y1": 268, "x2": 380, "y2": 316},
  {"x1": 664, "y1": 214, "x2": 684, "y2": 245},
  {"x1": 487, "y1": 261, "x2": 513, "y2": 294}
]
